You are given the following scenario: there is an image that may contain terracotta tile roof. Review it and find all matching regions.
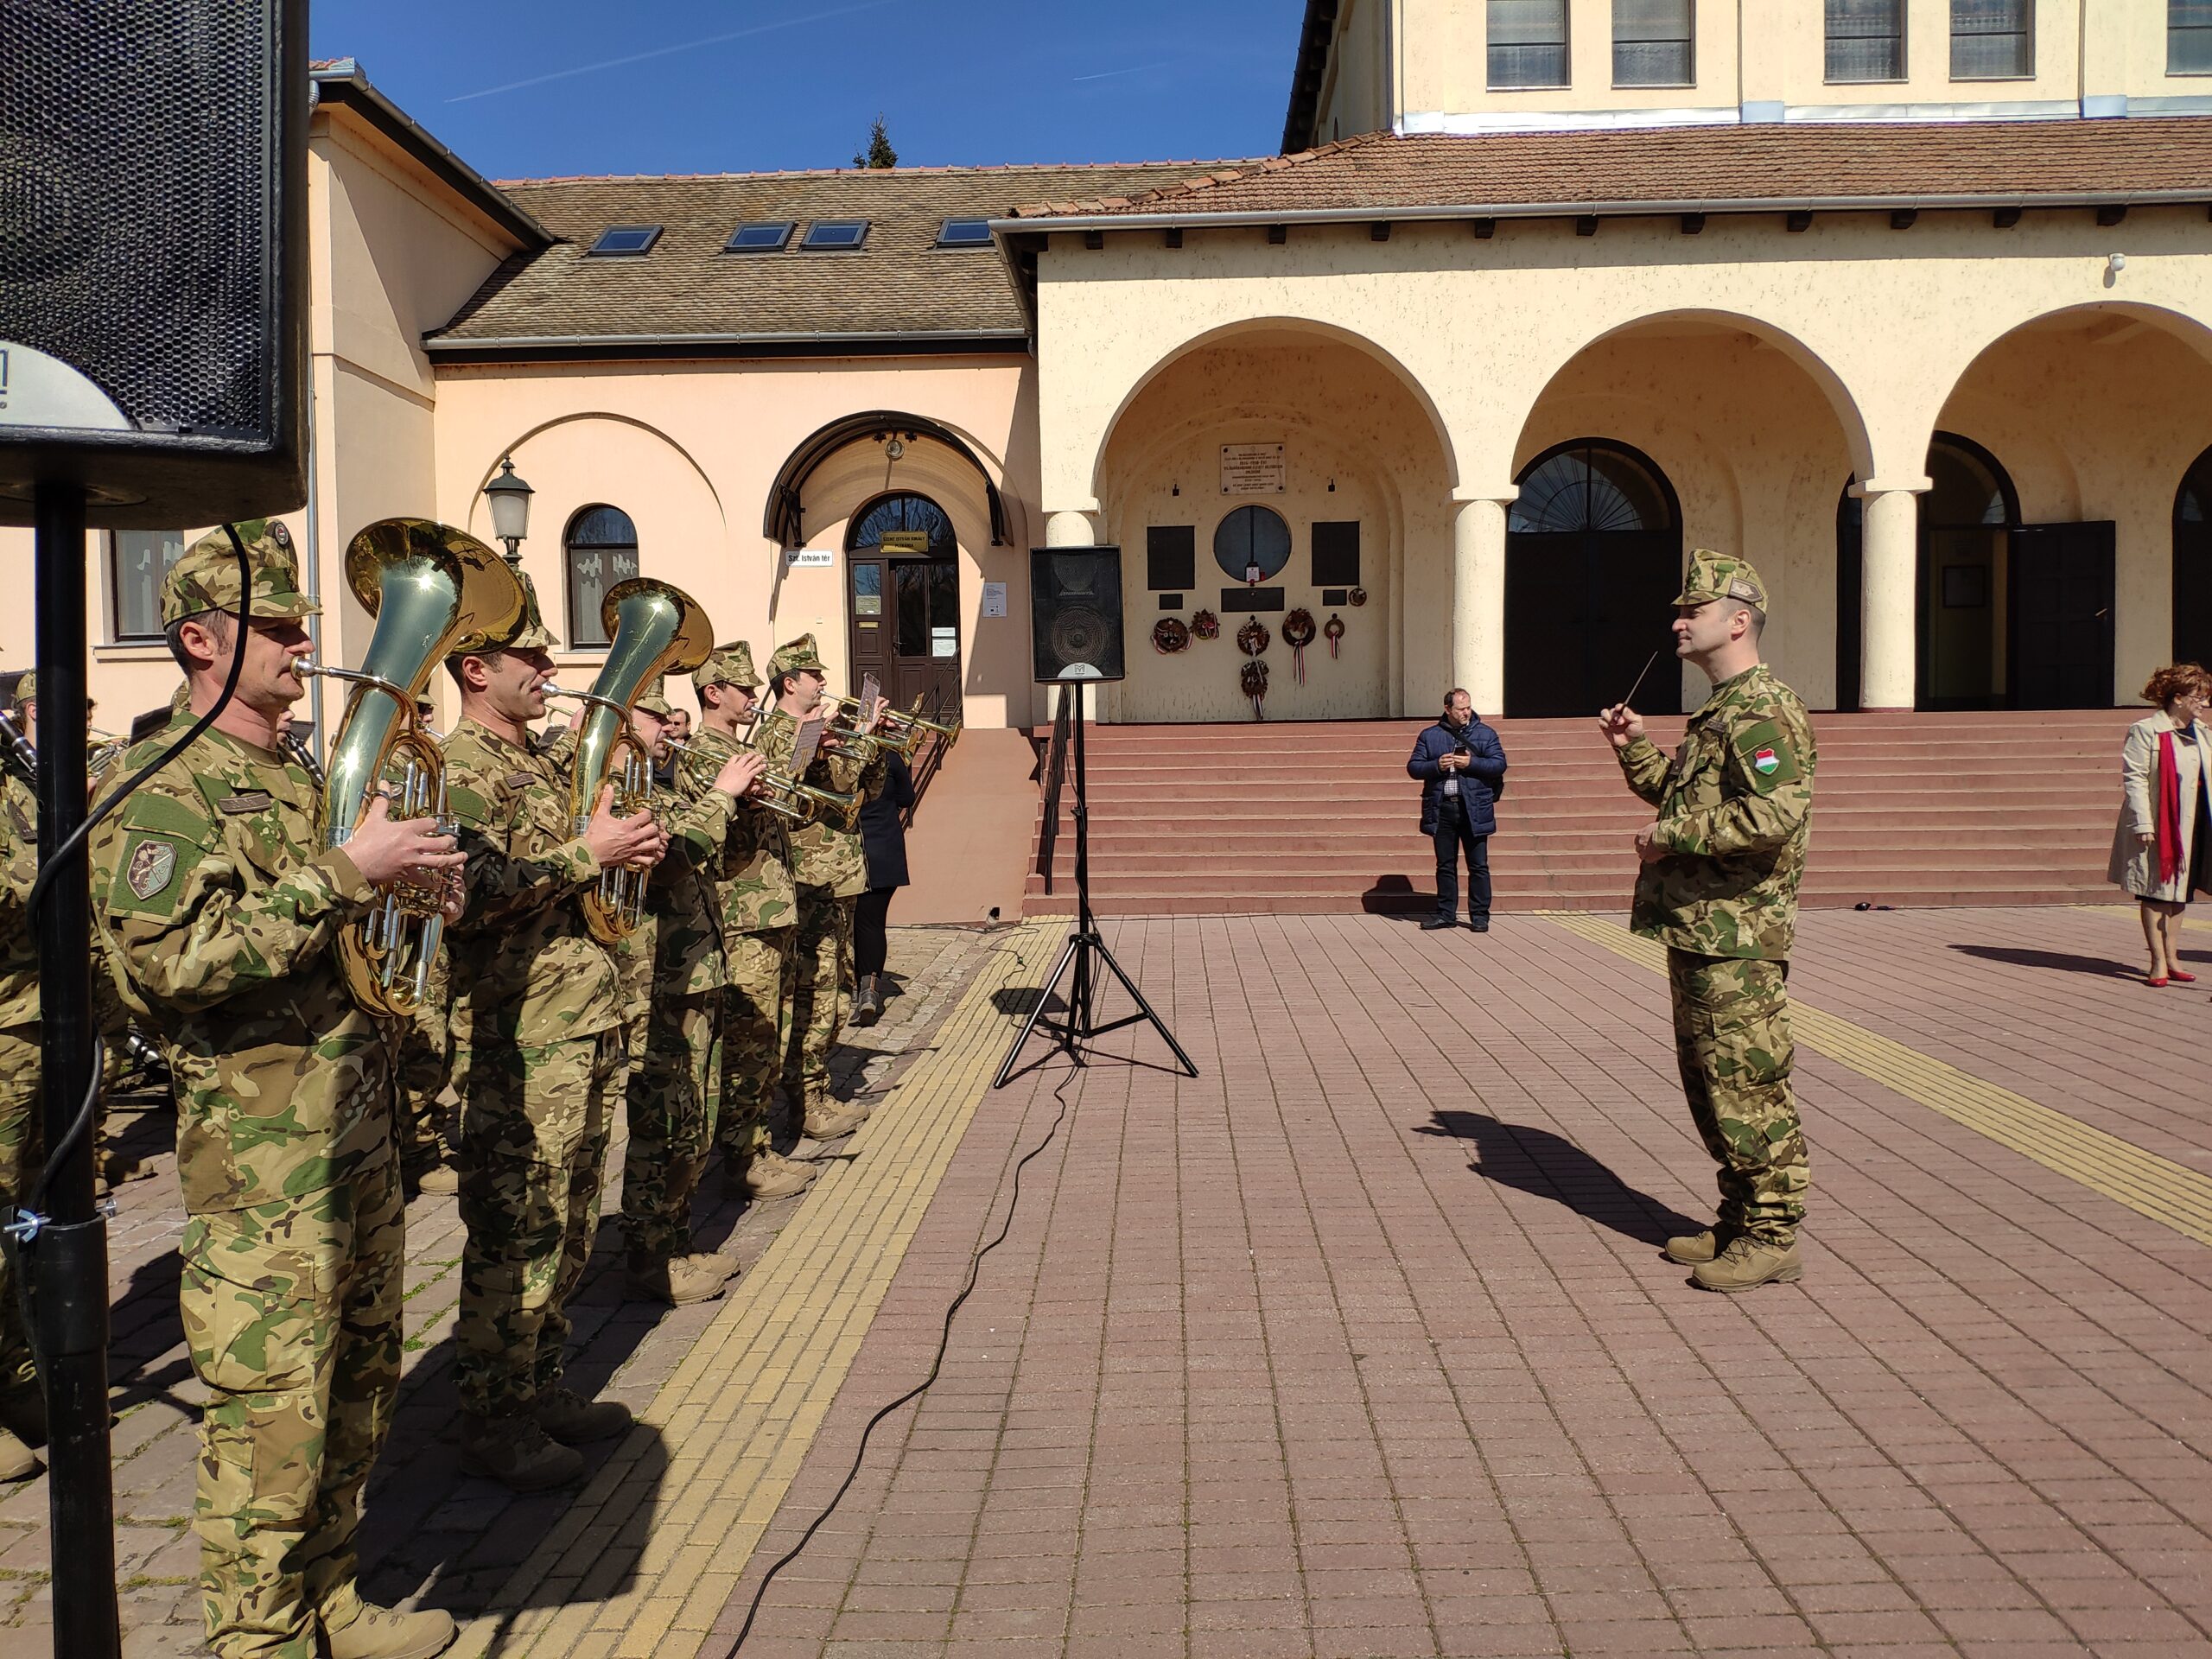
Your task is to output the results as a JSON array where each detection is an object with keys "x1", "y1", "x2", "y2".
[
  {"x1": 429, "y1": 162, "x2": 1248, "y2": 352},
  {"x1": 1007, "y1": 121, "x2": 2212, "y2": 221}
]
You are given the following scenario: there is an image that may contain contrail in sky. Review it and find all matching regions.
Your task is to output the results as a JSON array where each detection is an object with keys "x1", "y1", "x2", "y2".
[
  {"x1": 448, "y1": 1, "x2": 900, "y2": 102},
  {"x1": 1071, "y1": 60, "x2": 1181, "y2": 83}
]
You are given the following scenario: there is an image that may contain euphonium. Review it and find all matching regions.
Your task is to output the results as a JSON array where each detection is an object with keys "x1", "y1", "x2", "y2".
[
  {"x1": 306, "y1": 518, "x2": 526, "y2": 1017},
  {"x1": 547, "y1": 577, "x2": 712, "y2": 944}
]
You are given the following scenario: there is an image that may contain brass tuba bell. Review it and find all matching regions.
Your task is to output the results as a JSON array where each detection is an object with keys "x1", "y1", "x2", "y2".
[
  {"x1": 545, "y1": 577, "x2": 712, "y2": 944},
  {"x1": 306, "y1": 518, "x2": 525, "y2": 1017}
]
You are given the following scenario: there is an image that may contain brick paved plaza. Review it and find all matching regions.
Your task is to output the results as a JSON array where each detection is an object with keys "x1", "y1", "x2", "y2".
[{"x1": 4, "y1": 906, "x2": 2210, "y2": 1658}]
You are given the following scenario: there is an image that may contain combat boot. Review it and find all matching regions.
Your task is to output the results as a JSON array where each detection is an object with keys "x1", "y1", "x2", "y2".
[
  {"x1": 803, "y1": 1098, "x2": 871, "y2": 1141},
  {"x1": 533, "y1": 1383, "x2": 634, "y2": 1445},
  {"x1": 743, "y1": 1148, "x2": 819, "y2": 1199},
  {"x1": 319, "y1": 1583, "x2": 457, "y2": 1659},
  {"x1": 849, "y1": 976, "x2": 882, "y2": 1028},
  {"x1": 1664, "y1": 1226, "x2": 1732, "y2": 1266},
  {"x1": 626, "y1": 1248, "x2": 731, "y2": 1306},
  {"x1": 458, "y1": 1413, "x2": 583, "y2": 1491},
  {"x1": 1691, "y1": 1233, "x2": 1802, "y2": 1294},
  {"x1": 0, "y1": 1427, "x2": 39, "y2": 1483}
]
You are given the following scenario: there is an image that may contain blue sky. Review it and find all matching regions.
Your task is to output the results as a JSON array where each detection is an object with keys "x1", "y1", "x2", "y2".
[{"x1": 312, "y1": 0, "x2": 1302, "y2": 180}]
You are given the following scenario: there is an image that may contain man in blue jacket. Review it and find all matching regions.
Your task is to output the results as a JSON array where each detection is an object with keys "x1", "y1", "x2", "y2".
[{"x1": 1408, "y1": 689, "x2": 1508, "y2": 931}]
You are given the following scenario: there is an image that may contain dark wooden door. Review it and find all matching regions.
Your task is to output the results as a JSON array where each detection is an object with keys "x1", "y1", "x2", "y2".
[
  {"x1": 1505, "y1": 530, "x2": 1681, "y2": 718},
  {"x1": 2178, "y1": 517, "x2": 2212, "y2": 669},
  {"x1": 848, "y1": 554, "x2": 962, "y2": 715},
  {"x1": 2009, "y1": 521, "x2": 2115, "y2": 709}
]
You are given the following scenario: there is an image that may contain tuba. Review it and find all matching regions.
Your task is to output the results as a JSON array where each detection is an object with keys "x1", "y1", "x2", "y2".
[
  {"x1": 304, "y1": 518, "x2": 525, "y2": 1017},
  {"x1": 545, "y1": 577, "x2": 711, "y2": 944}
]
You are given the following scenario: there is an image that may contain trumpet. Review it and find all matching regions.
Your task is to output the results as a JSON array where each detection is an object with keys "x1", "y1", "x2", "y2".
[
  {"x1": 710, "y1": 709, "x2": 860, "y2": 830},
  {"x1": 819, "y1": 697, "x2": 921, "y2": 764},
  {"x1": 826, "y1": 693, "x2": 960, "y2": 754},
  {"x1": 309, "y1": 518, "x2": 526, "y2": 1017},
  {"x1": 549, "y1": 577, "x2": 712, "y2": 944}
]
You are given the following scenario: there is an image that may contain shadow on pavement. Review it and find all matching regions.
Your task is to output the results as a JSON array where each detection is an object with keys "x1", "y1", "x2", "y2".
[
  {"x1": 1948, "y1": 942, "x2": 2147, "y2": 979},
  {"x1": 1419, "y1": 1109, "x2": 1697, "y2": 1246}
]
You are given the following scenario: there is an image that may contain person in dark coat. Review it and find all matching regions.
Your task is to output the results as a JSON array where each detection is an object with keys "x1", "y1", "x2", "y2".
[
  {"x1": 849, "y1": 750, "x2": 915, "y2": 1026},
  {"x1": 1407, "y1": 688, "x2": 1507, "y2": 931}
]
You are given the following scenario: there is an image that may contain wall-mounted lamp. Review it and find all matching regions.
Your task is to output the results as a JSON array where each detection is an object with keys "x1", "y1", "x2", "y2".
[
  {"x1": 2107, "y1": 251, "x2": 2127, "y2": 277},
  {"x1": 483, "y1": 455, "x2": 534, "y2": 566}
]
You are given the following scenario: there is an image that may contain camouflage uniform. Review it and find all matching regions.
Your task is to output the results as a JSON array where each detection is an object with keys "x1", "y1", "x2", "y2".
[
  {"x1": 92, "y1": 526, "x2": 408, "y2": 1659},
  {"x1": 756, "y1": 636, "x2": 883, "y2": 1126},
  {"x1": 442, "y1": 697, "x2": 626, "y2": 1420},
  {"x1": 391, "y1": 951, "x2": 454, "y2": 1178},
  {"x1": 688, "y1": 645, "x2": 798, "y2": 1168},
  {"x1": 613, "y1": 681, "x2": 735, "y2": 1260},
  {"x1": 1615, "y1": 552, "x2": 1817, "y2": 1246},
  {"x1": 0, "y1": 770, "x2": 41, "y2": 1406}
]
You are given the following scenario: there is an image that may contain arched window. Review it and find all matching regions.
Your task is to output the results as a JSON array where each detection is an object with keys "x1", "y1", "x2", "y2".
[
  {"x1": 847, "y1": 492, "x2": 956, "y2": 556},
  {"x1": 1924, "y1": 433, "x2": 2017, "y2": 530},
  {"x1": 564, "y1": 505, "x2": 638, "y2": 649},
  {"x1": 1212, "y1": 505, "x2": 1292, "y2": 582},
  {"x1": 1510, "y1": 441, "x2": 1677, "y2": 534},
  {"x1": 2177, "y1": 445, "x2": 2212, "y2": 668}
]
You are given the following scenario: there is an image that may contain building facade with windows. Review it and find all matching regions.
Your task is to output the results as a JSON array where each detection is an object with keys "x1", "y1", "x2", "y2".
[{"x1": 5, "y1": 3, "x2": 2210, "y2": 738}]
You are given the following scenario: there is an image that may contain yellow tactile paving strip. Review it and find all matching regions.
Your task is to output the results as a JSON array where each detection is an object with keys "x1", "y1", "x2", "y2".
[
  {"x1": 454, "y1": 918, "x2": 1061, "y2": 1659},
  {"x1": 1544, "y1": 912, "x2": 2212, "y2": 1250}
]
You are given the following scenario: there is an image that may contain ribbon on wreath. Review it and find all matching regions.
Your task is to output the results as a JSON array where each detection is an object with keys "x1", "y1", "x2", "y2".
[
  {"x1": 1240, "y1": 658, "x2": 1269, "y2": 721},
  {"x1": 1282, "y1": 608, "x2": 1317, "y2": 685},
  {"x1": 1192, "y1": 609, "x2": 1220, "y2": 641},
  {"x1": 1324, "y1": 612, "x2": 1345, "y2": 659}
]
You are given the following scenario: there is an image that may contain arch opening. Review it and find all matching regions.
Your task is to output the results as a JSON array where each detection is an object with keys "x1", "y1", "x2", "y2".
[{"x1": 766, "y1": 412, "x2": 1006, "y2": 550}]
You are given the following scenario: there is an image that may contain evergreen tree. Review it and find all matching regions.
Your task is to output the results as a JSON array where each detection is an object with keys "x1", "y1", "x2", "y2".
[{"x1": 854, "y1": 114, "x2": 897, "y2": 169}]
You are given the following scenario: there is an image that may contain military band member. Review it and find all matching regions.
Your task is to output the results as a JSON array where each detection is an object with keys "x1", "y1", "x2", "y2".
[
  {"x1": 0, "y1": 753, "x2": 44, "y2": 1484},
  {"x1": 754, "y1": 636, "x2": 885, "y2": 1141},
  {"x1": 1600, "y1": 550, "x2": 1816, "y2": 1294},
  {"x1": 94, "y1": 524, "x2": 467, "y2": 1659},
  {"x1": 440, "y1": 592, "x2": 669, "y2": 1491},
  {"x1": 690, "y1": 645, "x2": 815, "y2": 1198},
  {"x1": 613, "y1": 678, "x2": 766, "y2": 1305}
]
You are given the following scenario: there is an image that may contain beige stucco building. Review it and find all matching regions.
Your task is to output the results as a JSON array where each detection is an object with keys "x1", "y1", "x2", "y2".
[{"x1": 7, "y1": 3, "x2": 2211, "y2": 740}]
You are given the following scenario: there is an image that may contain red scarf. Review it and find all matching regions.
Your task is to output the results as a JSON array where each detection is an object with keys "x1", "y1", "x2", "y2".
[{"x1": 2157, "y1": 728, "x2": 2183, "y2": 886}]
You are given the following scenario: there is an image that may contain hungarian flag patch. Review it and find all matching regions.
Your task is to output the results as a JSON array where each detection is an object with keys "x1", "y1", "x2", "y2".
[{"x1": 1752, "y1": 747, "x2": 1781, "y2": 775}]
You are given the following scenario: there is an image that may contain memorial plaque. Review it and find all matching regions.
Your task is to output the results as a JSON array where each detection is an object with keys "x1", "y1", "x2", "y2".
[{"x1": 1219, "y1": 442, "x2": 1286, "y2": 495}]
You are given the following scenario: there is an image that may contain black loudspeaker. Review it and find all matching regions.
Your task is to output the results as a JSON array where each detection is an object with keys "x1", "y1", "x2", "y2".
[
  {"x1": 1031, "y1": 546, "x2": 1126, "y2": 683},
  {"x1": 0, "y1": 0, "x2": 309, "y2": 528}
]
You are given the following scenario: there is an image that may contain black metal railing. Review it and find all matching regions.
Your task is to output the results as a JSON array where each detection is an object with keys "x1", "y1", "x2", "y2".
[{"x1": 1033, "y1": 683, "x2": 1074, "y2": 893}]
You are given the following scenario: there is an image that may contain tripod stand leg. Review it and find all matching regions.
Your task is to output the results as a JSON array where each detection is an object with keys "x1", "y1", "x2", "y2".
[
  {"x1": 992, "y1": 930, "x2": 1084, "y2": 1090},
  {"x1": 1079, "y1": 934, "x2": 1200, "y2": 1077}
]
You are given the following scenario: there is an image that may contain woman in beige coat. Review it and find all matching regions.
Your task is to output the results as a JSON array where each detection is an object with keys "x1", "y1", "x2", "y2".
[{"x1": 2108, "y1": 662, "x2": 2212, "y2": 986}]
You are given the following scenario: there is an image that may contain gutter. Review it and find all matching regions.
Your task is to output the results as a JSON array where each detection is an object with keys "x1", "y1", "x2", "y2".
[
  {"x1": 423, "y1": 328, "x2": 1031, "y2": 365},
  {"x1": 311, "y1": 63, "x2": 555, "y2": 251},
  {"x1": 990, "y1": 185, "x2": 2211, "y2": 236}
]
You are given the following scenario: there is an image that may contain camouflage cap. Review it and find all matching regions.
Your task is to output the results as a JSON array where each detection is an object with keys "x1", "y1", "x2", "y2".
[
  {"x1": 1675, "y1": 549, "x2": 1769, "y2": 612},
  {"x1": 692, "y1": 640, "x2": 758, "y2": 698},
  {"x1": 162, "y1": 519, "x2": 321, "y2": 627},
  {"x1": 12, "y1": 672, "x2": 29, "y2": 705},
  {"x1": 764, "y1": 632, "x2": 827, "y2": 683},
  {"x1": 461, "y1": 566, "x2": 554, "y2": 656},
  {"x1": 634, "y1": 676, "x2": 676, "y2": 719}
]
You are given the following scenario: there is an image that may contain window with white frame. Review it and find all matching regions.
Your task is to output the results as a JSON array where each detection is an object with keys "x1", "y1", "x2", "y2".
[
  {"x1": 2171, "y1": 0, "x2": 2212, "y2": 73},
  {"x1": 1614, "y1": 0, "x2": 1694, "y2": 86},
  {"x1": 110, "y1": 530, "x2": 187, "y2": 641},
  {"x1": 563, "y1": 505, "x2": 639, "y2": 649},
  {"x1": 1488, "y1": 0, "x2": 1569, "y2": 88},
  {"x1": 1827, "y1": 0, "x2": 1905, "y2": 81},
  {"x1": 1952, "y1": 0, "x2": 2032, "y2": 77}
]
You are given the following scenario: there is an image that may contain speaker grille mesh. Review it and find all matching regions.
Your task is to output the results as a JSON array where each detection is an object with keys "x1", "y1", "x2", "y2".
[{"x1": 0, "y1": 1, "x2": 276, "y2": 438}]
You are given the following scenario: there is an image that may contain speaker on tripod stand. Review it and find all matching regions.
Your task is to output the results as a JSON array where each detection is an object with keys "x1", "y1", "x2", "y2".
[
  {"x1": 997, "y1": 548, "x2": 1195, "y2": 1087},
  {"x1": 2, "y1": 7, "x2": 309, "y2": 1653}
]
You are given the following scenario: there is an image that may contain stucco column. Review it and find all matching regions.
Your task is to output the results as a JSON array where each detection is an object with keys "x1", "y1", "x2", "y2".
[
  {"x1": 1452, "y1": 493, "x2": 1515, "y2": 716},
  {"x1": 1045, "y1": 507, "x2": 1101, "y2": 547},
  {"x1": 1855, "y1": 480, "x2": 1926, "y2": 712}
]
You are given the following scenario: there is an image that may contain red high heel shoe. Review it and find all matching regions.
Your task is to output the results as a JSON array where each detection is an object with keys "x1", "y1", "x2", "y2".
[
  {"x1": 2148, "y1": 976, "x2": 2171, "y2": 988},
  {"x1": 2170, "y1": 970, "x2": 2197, "y2": 983}
]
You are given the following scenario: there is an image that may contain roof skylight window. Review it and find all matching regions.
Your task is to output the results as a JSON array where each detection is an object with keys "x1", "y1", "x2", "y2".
[
  {"x1": 726, "y1": 221, "x2": 796, "y2": 252},
  {"x1": 801, "y1": 219, "x2": 869, "y2": 250},
  {"x1": 588, "y1": 225, "x2": 662, "y2": 256},
  {"x1": 938, "y1": 218, "x2": 993, "y2": 247}
]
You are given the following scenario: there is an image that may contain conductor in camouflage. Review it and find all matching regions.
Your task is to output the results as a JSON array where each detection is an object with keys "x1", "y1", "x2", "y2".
[
  {"x1": 1601, "y1": 550, "x2": 1816, "y2": 1294},
  {"x1": 92, "y1": 524, "x2": 467, "y2": 1659}
]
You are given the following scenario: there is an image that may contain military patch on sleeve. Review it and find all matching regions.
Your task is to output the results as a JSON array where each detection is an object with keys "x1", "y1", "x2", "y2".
[
  {"x1": 124, "y1": 836, "x2": 180, "y2": 900},
  {"x1": 1753, "y1": 747, "x2": 1780, "y2": 774}
]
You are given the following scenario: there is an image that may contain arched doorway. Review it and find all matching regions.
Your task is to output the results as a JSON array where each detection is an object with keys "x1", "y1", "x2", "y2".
[
  {"x1": 845, "y1": 492, "x2": 962, "y2": 715},
  {"x1": 2177, "y1": 447, "x2": 2212, "y2": 670},
  {"x1": 1506, "y1": 440, "x2": 1682, "y2": 718},
  {"x1": 1915, "y1": 435, "x2": 2018, "y2": 710}
]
